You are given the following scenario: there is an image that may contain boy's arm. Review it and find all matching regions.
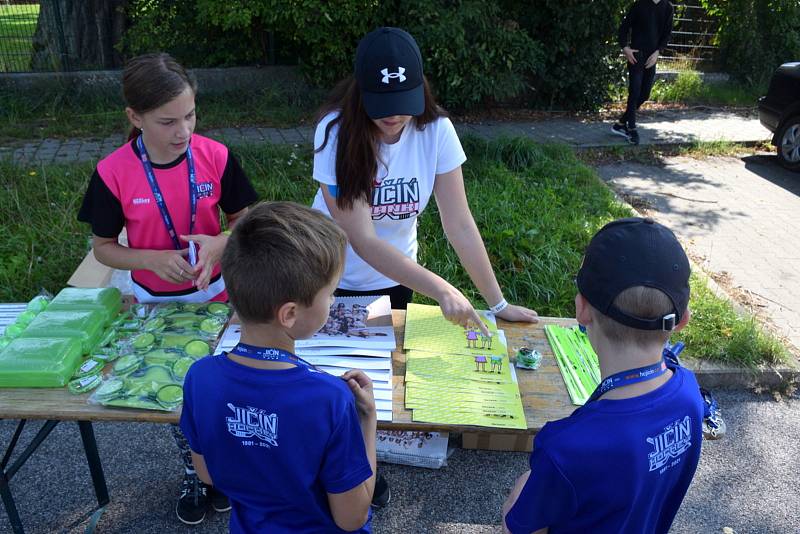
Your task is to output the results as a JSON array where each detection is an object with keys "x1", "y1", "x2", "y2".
[
  {"x1": 326, "y1": 370, "x2": 377, "y2": 531},
  {"x1": 190, "y1": 451, "x2": 213, "y2": 486},
  {"x1": 502, "y1": 471, "x2": 547, "y2": 534}
]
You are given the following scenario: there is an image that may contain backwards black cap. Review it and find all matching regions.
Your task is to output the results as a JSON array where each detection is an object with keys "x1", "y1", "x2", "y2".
[
  {"x1": 576, "y1": 217, "x2": 690, "y2": 331},
  {"x1": 355, "y1": 27, "x2": 424, "y2": 120}
]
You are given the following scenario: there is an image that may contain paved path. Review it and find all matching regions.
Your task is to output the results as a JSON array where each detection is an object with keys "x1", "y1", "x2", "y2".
[
  {"x1": 597, "y1": 154, "x2": 800, "y2": 353},
  {"x1": 0, "y1": 109, "x2": 771, "y2": 165},
  {"x1": 1, "y1": 389, "x2": 797, "y2": 533}
]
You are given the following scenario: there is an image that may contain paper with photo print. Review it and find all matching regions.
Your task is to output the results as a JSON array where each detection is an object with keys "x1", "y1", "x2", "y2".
[{"x1": 297, "y1": 295, "x2": 396, "y2": 350}]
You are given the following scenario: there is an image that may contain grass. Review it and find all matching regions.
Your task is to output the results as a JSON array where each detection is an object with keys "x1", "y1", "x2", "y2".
[
  {"x1": 578, "y1": 140, "x2": 773, "y2": 167},
  {"x1": 0, "y1": 137, "x2": 788, "y2": 366},
  {"x1": 0, "y1": 4, "x2": 39, "y2": 72},
  {"x1": 0, "y1": 86, "x2": 318, "y2": 142},
  {"x1": 649, "y1": 70, "x2": 765, "y2": 108}
]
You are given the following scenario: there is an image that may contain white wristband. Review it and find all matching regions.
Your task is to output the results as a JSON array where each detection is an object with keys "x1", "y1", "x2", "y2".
[{"x1": 489, "y1": 298, "x2": 508, "y2": 314}]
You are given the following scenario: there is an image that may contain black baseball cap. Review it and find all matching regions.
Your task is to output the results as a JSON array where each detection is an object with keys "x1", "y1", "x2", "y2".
[
  {"x1": 355, "y1": 27, "x2": 424, "y2": 119},
  {"x1": 576, "y1": 217, "x2": 690, "y2": 331}
]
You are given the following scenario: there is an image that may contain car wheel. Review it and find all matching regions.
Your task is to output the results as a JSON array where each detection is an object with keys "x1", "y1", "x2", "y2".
[{"x1": 776, "y1": 116, "x2": 800, "y2": 171}]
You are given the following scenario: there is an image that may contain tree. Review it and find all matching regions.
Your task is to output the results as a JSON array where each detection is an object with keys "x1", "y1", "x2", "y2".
[{"x1": 31, "y1": 0, "x2": 128, "y2": 71}]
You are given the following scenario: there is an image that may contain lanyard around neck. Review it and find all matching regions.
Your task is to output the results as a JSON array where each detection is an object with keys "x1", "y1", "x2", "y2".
[
  {"x1": 136, "y1": 135, "x2": 196, "y2": 250},
  {"x1": 228, "y1": 343, "x2": 317, "y2": 371},
  {"x1": 585, "y1": 359, "x2": 670, "y2": 404}
]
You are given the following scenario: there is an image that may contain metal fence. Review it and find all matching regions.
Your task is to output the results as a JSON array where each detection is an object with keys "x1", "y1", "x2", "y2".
[
  {"x1": 0, "y1": 1, "x2": 40, "y2": 72},
  {"x1": 662, "y1": 1, "x2": 720, "y2": 70}
]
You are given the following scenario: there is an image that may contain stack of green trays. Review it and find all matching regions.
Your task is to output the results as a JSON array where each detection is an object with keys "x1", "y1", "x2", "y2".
[
  {"x1": 47, "y1": 287, "x2": 122, "y2": 326},
  {"x1": 20, "y1": 309, "x2": 105, "y2": 355},
  {"x1": 0, "y1": 337, "x2": 83, "y2": 387}
]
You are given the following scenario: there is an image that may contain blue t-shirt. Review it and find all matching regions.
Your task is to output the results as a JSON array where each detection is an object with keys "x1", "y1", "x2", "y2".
[
  {"x1": 180, "y1": 353, "x2": 373, "y2": 534},
  {"x1": 506, "y1": 366, "x2": 704, "y2": 534}
]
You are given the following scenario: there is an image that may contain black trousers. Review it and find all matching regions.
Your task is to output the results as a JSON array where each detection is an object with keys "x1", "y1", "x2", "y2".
[
  {"x1": 620, "y1": 58, "x2": 657, "y2": 128},
  {"x1": 335, "y1": 285, "x2": 413, "y2": 310}
]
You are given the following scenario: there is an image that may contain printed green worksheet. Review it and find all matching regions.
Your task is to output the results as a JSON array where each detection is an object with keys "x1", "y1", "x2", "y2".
[{"x1": 404, "y1": 303, "x2": 506, "y2": 356}]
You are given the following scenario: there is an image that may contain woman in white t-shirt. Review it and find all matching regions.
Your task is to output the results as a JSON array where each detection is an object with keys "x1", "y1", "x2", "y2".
[{"x1": 311, "y1": 26, "x2": 539, "y2": 329}]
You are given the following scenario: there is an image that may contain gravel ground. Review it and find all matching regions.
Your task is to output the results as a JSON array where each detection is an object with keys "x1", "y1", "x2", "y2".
[{"x1": 1, "y1": 388, "x2": 798, "y2": 533}]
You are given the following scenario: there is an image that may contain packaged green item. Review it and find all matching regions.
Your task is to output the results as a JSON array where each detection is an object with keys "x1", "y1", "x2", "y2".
[
  {"x1": 26, "y1": 295, "x2": 50, "y2": 313},
  {"x1": 113, "y1": 354, "x2": 143, "y2": 375},
  {"x1": 72, "y1": 357, "x2": 105, "y2": 379},
  {"x1": 160, "y1": 332, "x2": 201, "y2": 350},
  {"x1": 94, "y1": 377, "x2": 125, "y2": 400},
  {"x1": 143, "y1": 348, "x2": 182, "y2": 366},
  {"x1": 4, "y1": 323, "x2": 25, "y2": 339},
  {"x1": 91, "y1": 363, "x2": 186, "y2": 411},
  {"x1": 47, "y1": 287, "x2": 122, "y2": 326},
  {"x1": 156, "y1": 384, "x2": 183, "y2": 409},
  {"x1": 171, "y1": 356, "x2": 196, "y2": 379},
  {"x1": 68, "y1": 373, "x2": 103, "y2": 394},
  {"x1": 199, "y1": 317, "x2": 225, "y2": 335},
  {"x1": 132, "y1": 332, "x2": 156, "y2": 351},
  {"x1": 14, "y1": 310, "x2": 38, "y2": 328},
  {"x1": 0, "y1": 337, "x2": 83, "y2": 387},
  {"x1": 207, "y1": 302, "x2": 231, "y2": 316},
  {"x1": 143, "y1": 317, "x2": 166, "y2": 332},
  {"x1": 184, "y1": 339, "x2": 210, "y2": 357},
  {"x1": 19, "y1": 309, "x2": 105, "y2": 355},
  {"x1": 0, "y1": 337, "x2": 10, "y2": 350}
]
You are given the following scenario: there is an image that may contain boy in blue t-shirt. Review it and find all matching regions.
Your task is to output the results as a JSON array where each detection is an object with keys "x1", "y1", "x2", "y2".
[
  {"x1": 180, "y1": 202, "x2": 377, "y2": 533},
  {"x1": 503, "y1": 217, "x2": 704, "y2": 534}
]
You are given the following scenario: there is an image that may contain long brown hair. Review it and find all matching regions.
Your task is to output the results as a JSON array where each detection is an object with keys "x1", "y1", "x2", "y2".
[
  {"x1": 315, "y1": 75, "x2": 447, "y2": 210},
  {"x1": 122, "y1": 53, "x2": 198, "y2": 141}
]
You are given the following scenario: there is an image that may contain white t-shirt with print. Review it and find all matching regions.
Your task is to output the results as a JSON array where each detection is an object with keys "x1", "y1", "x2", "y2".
[{"x1": 311, "y1": 113, "x2": 467, "y2": 291}]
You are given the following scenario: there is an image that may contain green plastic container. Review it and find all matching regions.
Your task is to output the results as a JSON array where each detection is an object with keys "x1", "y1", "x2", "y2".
[
  {"x1": 19, "y1": 309, "x2": 105, "y2": 355},
  {"x1": 47, "y1": 287, "x2": 122, "y2": 326},
  {"x1": 0, "y1": 337, "x2": 83, "y2": 387}
]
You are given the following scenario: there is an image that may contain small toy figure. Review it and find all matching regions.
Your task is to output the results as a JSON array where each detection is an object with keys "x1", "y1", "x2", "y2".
[
  {"x1": 466, "y1": 327, "x2": 479, "y2": 348},
  {"x1": 515, "y1": 347, "x2": 542, "y2": 370},
  {"x1": 490, "y1": 355, "x2": 503, "y2": 373},
  {"x1": 474, "y1": 355, "x2": 487, "y2": 372}
]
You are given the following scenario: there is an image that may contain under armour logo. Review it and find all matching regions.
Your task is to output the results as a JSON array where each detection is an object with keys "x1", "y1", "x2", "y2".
[{"x1": 381, "y1": 67, "x2": 406, "y2": 84}]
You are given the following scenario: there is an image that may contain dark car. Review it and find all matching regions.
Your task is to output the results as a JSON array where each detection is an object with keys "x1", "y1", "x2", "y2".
[{"x1": 759, "y1": 61, "x2": 800, "y2": 171}]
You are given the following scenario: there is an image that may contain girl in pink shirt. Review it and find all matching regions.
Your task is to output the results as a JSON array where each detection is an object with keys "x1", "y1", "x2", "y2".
[{"x1": 78, "y1": 53, "x2": 257, "y2": 525}]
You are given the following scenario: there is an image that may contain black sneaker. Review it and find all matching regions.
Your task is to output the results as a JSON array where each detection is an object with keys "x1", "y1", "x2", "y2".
[
  {"x1": 210, "y1": 486, "x2": 232, "y2": 513},
  {"x1": 611, "y1": 122, "x2": 629, "y2": 138},
  {"x1": 176, "y1": 473, "x2": 208, "y2": 525},
  {"x1": 371, "y1": 474, "x2": 391, "y2": 509},
  {"x1": 628, "y1": 128, "x2": 640, "y2": 145}
]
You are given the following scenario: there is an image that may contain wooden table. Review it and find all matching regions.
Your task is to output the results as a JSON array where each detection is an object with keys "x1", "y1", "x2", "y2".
[
  {"x1": 0, "y1": 310, "x2": 577, "y2": 532},
  {"x1": 0, "y1": 311, "x2": 578, "y2": 431}
]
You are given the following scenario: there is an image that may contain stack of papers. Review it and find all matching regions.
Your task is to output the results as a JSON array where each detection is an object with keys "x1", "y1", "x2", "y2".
[
  {"x1": 402, "y1": 303, "x2": 527, "y2": 429},
  {"x1": 545, "y1": 324, "x2": 600, "y2": 405},
  {"x1": 215, "y1": 295, "x2": 396, "y2": 422}
]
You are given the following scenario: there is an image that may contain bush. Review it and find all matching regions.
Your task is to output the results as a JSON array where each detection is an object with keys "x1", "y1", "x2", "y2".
[
  {"x1": 121, "y1": 0, "x2": 634, "y2": 111},
  {"x1": 701, "y1": 0, "x2": 800, "y2": 85},
  {"x1": 502, "y1": 0, "x2": 629, "y2": 110},
  {"x1": 121, "y1": 0, "x2": 267, "y2": 67}
]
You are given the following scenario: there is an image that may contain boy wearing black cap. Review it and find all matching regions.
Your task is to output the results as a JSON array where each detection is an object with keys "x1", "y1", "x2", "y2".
[{"x1": 502, "y1": 217, "x2": 704, "y2": 534}]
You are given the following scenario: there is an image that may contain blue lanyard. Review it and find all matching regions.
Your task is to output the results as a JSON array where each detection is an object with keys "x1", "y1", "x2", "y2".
[
  {"x1": 585, "y1": 359, "x2": 670, "y2": 404},
  {"x1": 228, "y1": 343, "x2": 317, "y2": 370},
  {"x1": 136, "y1": 135, "x2": 197, "y2": 250}
]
